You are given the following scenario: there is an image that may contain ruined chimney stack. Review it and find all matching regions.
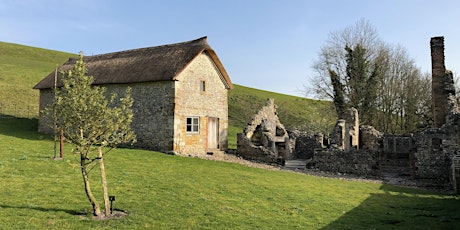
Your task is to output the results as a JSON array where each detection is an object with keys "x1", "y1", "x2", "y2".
[{"x1": 431, "y1": 36, "x2": 448, "y2": 128}]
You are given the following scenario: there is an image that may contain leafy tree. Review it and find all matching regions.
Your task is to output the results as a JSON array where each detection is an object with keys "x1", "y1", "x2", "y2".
[{"x1": 46, "y1": 53, "x2": 136, "y2": 218}]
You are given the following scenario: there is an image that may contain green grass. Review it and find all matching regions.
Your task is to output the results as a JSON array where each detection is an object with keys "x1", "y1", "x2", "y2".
[
  {"x1": 1, "y1": 117, "x2": 459, "y2": 229},
  {"x1": 0, "y1": 42, "x2": 72, "y2": 118}
]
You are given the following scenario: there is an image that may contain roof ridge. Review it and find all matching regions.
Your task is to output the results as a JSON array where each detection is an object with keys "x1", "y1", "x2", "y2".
[{"x1": 79, "y1": 36, "x2": 209, "y2": 60}]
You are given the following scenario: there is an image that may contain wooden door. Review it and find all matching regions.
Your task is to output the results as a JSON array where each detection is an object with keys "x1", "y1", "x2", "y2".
[{"x1": 207, "y1": 117, "x2": 219, "y2": 149}]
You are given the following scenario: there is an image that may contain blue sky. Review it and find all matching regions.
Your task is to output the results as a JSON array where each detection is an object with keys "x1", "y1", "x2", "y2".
[{"x1": 1, "y1": 0, "x2": 460, "y2": 97}]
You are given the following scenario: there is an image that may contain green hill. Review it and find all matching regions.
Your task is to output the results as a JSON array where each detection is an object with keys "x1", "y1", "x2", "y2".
[
  {"x1": 229, "y1": 85, "x2": 335, "y2": 132},
  {"x1": 0, "y1": 42, "x2": 71, "y2": 117},
  {"x1": 0, "y1": 41, "x2": 336, "y2": 145}
]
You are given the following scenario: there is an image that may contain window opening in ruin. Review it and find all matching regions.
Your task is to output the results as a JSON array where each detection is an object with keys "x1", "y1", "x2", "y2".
[
  {"x1": 186, "y1": 117, "x2": 199, "y2": 133},
  {"x1": 250, "y1": 125, "x2": 262, "y2": 145},
  {"x1": 350, "y1": 136, "x2": 353, "y2": 148},
  {"x1": 276, "y1": 126, "x2": 285, "y2": 136},
  {"x1": 432, "y1": 138, "x2": 442, "y2": 151},
  {"x1": 200, "y1": 81, "x2": 206, "y2": 92}
]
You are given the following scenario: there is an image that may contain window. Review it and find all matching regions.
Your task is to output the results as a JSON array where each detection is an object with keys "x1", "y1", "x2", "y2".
[
  {"x1": 200, "y1": 81, "x2": 206, "y2": 92},
  {"x1": 186, "y1": 117, "x2": 199, "y2": 133}
]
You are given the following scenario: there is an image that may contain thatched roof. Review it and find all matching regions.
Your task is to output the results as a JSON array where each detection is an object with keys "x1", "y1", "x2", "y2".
[{"x1": 33, "y1": 36, "x2": 232, "y2": 89}]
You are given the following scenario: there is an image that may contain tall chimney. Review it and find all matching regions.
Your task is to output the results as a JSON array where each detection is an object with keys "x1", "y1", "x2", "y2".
[{"x1": 430, "y1": 36, "x2": 447, "y2": 128}]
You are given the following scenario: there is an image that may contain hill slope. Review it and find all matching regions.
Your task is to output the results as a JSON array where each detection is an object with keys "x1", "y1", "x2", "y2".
[
  {"x1": 229, "y1": 85, "x2": 335, "y2": 132},
  {"x1": 0, "y1": 41, "x2": 335, "y2": 137},
  {"x1": 0, "y1": 42, "x2": 72, "y2": 117}
]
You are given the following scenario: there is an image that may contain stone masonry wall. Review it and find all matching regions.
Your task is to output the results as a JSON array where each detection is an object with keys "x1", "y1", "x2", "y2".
[
  {"x1": 413, "y1": 128, "x2": 452, "y2": 188},
  {"x1": 310, "y1": 149, "x2": 380, "y2": 176},
  {"x1": 107, "y1": 81, "x2": 176, "y2": 151},
  {"x1": 288, "y1": 130, "x2": 323, "y2": 159},
  {"x1": 359, "y1": 125, "x2": 382, "y2": 150},
  {"x1": 37, "y1": 81, "x2": 176, "y2": 151},
  {"x1": 37, "y1": 89, "x2": 54, "y2": 134},
  {"x1": 174, "y1": 53, "x2": 229, "y2": 155},
  {"x1": 431, "y1": 36, "x2": 449, "y2": 128},
  {"x1": 237, "y1": 99, "x2": 290, "y2": 163}
]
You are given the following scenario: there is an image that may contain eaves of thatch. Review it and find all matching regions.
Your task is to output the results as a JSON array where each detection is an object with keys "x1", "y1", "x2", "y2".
[{"x1": 33, "y1": 36, "x2": 233, "y2": 90}]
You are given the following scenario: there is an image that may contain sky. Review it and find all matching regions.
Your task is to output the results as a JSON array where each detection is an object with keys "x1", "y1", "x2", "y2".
[{"x1": 1, "y1": 0, "x2": 460, "y2": 97}]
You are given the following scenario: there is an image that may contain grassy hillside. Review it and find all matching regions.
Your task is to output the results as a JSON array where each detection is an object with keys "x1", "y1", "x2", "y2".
[
  {"x1": 0, "y1": 42, "x2": 72, "y2": 117},
  {"x1": 229, "y1": 85, "x2": 335, "y2": 132},
  {"x1": 1, "y1": 117, "x2": 459, "y2": 229}
]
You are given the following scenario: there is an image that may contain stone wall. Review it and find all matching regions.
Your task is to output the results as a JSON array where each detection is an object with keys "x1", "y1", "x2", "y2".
[
  {"x1": 359, "y1": 125, "x2": 382, "y2": 150},
  {"x1": 329, "y1": 108, "x2": 359, "y2": 150},
  {"x1": 37, "y1": 89, "x2": 55, "y2": 134},
  {"x1": 413, "y1": 128, "x2": 453, "y2": 188},
  {"x1": 431, "y1": 36, "x2": 449, "y2": 128},
  {"x1": 237, "y1": 98, "x2": 290, "y2": 163},
  {"x1": 237, "y1": 133, "x2": 280, "y2": 163},
  {"x1": 288, "y1": 130, "x2": 323, "y2": 159},
  {"x1": 309, "y1": 149, "x2": 380, "y2": 176},
  {"x1": 106, "y1": 81, "x2": 176, "y2": 151},
  {"x1": 174, "y1": 53, "x2": 229, "y2": 154},
  {"x1": 383, "y1": 135, "x2": 413, "y2": 158},
  {"x1": 37, "y1": 81, "x2": 175, "y2": 153}
]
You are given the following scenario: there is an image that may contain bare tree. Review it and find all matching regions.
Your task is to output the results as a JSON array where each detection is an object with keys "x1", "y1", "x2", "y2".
[
  {"x1": 309, "y1": 18, "x2": 383, "y2": 101},
  {"x1": 308, "y1": 19, "x2": 431, "y2": 134}
]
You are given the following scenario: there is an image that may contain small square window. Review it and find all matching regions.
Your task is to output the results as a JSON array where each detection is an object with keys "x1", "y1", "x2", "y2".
[
  {"x1": 200, "y1": 81, "x2": 206, "y2": 92},
  {"x1": 186, "y1": 117, "x2": 199, "y2": 133}
]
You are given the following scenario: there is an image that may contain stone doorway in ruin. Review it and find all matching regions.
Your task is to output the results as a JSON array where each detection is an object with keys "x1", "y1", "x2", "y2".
[
  {"x1": 381, "y1": 136, "x2": 412, "y2": 178},
  {"x1": 207, "y1": 117, "x2": 219, "y2": 150}
]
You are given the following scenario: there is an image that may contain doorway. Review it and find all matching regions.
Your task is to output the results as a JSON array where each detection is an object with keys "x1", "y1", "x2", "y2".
[{"x1": 207, "y1": 117, "x2": 219, "y2": 150}]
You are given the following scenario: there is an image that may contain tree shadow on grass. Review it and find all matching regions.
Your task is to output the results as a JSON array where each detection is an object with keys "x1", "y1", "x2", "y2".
[
  {"x1": 321, "y1": 184, "x2": 460, "y2": 229},
  {"x1": 0, "y1": 115, "x2": 50, "y2": 141},
  {"x1": 0, "y1": 204, "x2": 87, "y2": 216}
]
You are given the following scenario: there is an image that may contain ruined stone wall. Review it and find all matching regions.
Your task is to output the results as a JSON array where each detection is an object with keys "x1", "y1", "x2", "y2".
[
  {"x1": 329, "y1": 108, "x2": 359, "y2": 150},
  {"x1": 237, "y1": 98, "x2": 290, "y2": 163},
  {"x1": 431, "y1": 36, "x2": 451, "y2": 128},
  {"x1": 288, "y1": 130, "x2": 323, "y2": 159},
  {"x1": 310, "y1": 149, "x2": 380, "y2": 176},
  {"x1": 359, "y1": 125, "x2": 382, "y2": 150},
  {"x1": 383, "y1": 135, "x2": 413, "y2": 158},
  {"x1": 345, "y1": 108, "x2": 359, "y2": 149},
  {"x1": 413, "y1": 128, "x2": 453, "y2": 188},
  {"x1": 237, "y1": 133, "x2": 279, "y2": 163}
]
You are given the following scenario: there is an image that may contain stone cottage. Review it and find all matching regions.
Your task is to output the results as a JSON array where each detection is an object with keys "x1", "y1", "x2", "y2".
[{"x1": 33, "y1": 37, "x2": 233, "y2": 155}]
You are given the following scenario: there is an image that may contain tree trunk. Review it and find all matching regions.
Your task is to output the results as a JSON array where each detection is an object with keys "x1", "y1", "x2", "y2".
[
  {"x1": 81, "y1": 155, "x2": 102, "y2": 217},
  {"x1": 98, "y1": 147, "x2": 110, "y2": 216},
  {"x1": 59, "y1": 129, "x2": 64, "y2": 158}
]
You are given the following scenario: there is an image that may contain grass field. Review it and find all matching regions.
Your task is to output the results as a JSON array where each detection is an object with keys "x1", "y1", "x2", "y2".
[
  {"x1": 0, "y1": 42, "x2": 71, "y2": 117},
  {"x1": 1, "y1": 117, "x2": 459, "y2": 229}
]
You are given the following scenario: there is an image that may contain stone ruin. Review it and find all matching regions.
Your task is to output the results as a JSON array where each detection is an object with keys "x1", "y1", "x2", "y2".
[
  {"x1": 237, "y1": 98, "x2": 327, "y2": 164},
  {"x1": 329, "y1": 108, "x2": 360, "y2": 150},
  {"x1": 235, "y1": 37, "x2": 460, "y2": 193},
  {"x1": 307, "y1": 36, "x2": 460, "y2": 193},
  {"x1": 237, "y1": 99, "x2": 290, "y2": 164}
]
